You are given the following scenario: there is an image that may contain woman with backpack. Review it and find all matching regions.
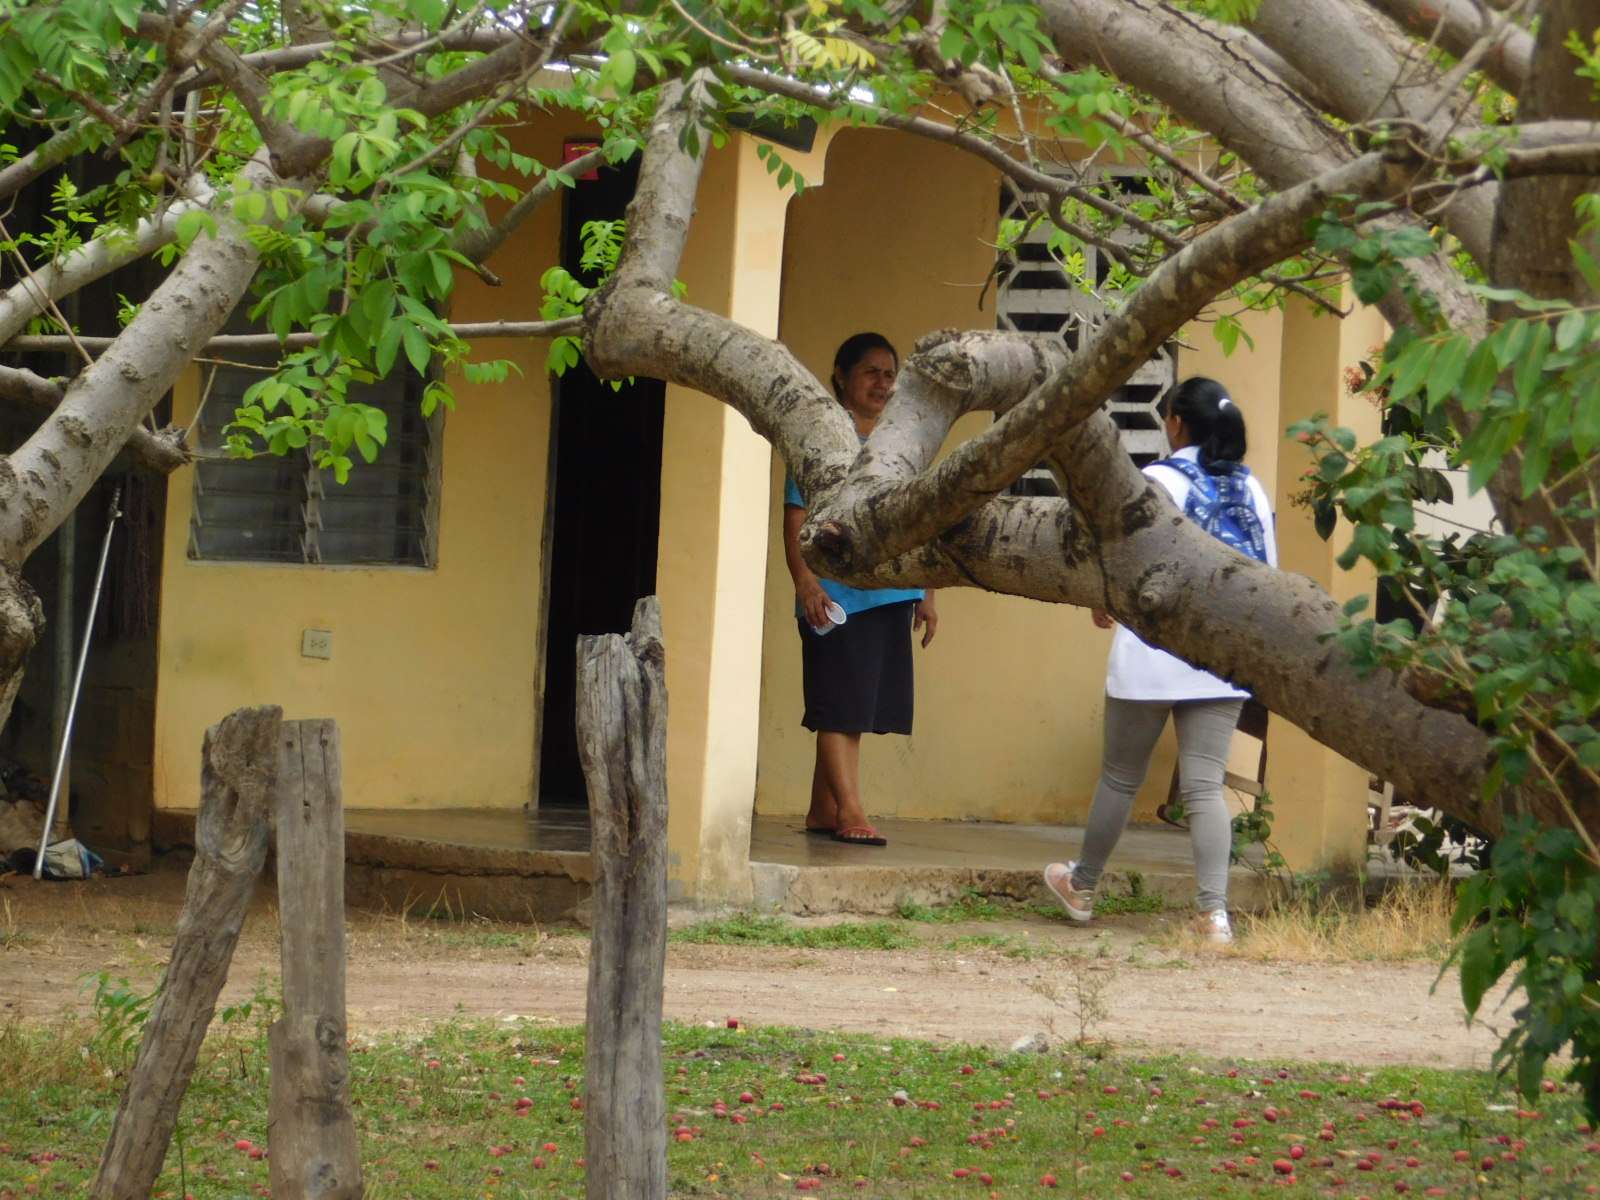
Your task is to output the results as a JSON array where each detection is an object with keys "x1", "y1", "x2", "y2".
[{"x1": 1043, "y1": 376, "x2": 1277, "y2": 944}]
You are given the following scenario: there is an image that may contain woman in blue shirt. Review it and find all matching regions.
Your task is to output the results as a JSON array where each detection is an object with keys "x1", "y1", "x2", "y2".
[{"x1": 782, "y1": 333, "x2": 939, "y2": 846}]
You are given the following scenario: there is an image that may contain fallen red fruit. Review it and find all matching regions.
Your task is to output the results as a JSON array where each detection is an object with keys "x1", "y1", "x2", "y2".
[
  {"x1": 727, "y1": 1018, "x2": 739, "y2": 1029},
  {"x1": 1273, "y1": 1159, "x2": 1295, "y2": 1175},
  {"x1": 533, "y1": 1156, "x2": 546, "y2": 1169},
  {"x1": 234, "y1": 1140, "x2": 253, "y2": 1152},
  {"x1": 740, "y1": 1091, "x2": 755, "y2": 1104},
  {"x1": 961, "y1": 1065, "x2": 976, "y2": 1075},
  {"x1": 1289, "y1": 1145, "x2": 1305, "y2": 1160},
  {"x1": 795, "y1": 1179, "x2": 820, "y2": 1192},
  {"x1": 1120, "y1": 1171, "x2": 1135, "y2": 1182},
  {"x1": 979, "y1": 1173, "x2": 994, "y2": 1185},
  {"x1": 953, "y1": 1168, "x2": 971, "y2": 1178},
  {"x1": 543, "y1": 1142, "x2": 558, "y2": 1153}
]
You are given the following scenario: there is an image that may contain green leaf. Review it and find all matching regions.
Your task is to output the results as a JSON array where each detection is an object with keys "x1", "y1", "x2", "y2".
[
  {"x1": 1459, "y1": 340, "x2": 1500, "y2": 412},
  {"x1": 1457, "y1": 925, "x2": 1503, "y2": 1016},
  {"x1": 1555, "y1": 310, "x2": 1587, "y2": 352},
  {"x1": 374, "y1": 320, "x2": 404, "y2": 377},
  {"x1": 1511, "y1": 320, "x2": 1551, "y2": 405},
  {"x1": 1388, "y1": 340, "x2": 1437, "y2": 403},
  {"x1": 402, "y1": 325, "x2": 431, "y2": 375},
  {"x1": 1425, "y1": 336, "x2": 1471, "y2": 410}
]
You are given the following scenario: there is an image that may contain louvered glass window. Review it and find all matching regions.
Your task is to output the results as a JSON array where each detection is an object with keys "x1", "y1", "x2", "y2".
[{"x1": 188, "y1": 350, "x2": 440, "y2": 567}]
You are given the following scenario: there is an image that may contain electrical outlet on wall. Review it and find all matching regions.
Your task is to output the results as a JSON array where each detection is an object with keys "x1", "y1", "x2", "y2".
[{"x1": 301, "y1": 628, "x2": 333, "y2": 660}]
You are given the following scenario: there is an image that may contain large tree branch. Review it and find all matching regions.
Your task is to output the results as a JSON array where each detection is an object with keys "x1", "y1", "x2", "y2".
[
  {"x1": 0, "y1": 156, "x2": 293, "y2": 562},
  {"x1": 1248, "y1": 0, "x2": 1496, "y2": 269},
  {"x1": 1362, "y1": 0, "x2": 1533, "y2": 93},
  {"x1": 805, "y1": 149, "x2": 1420, "y2": 577},
  {"x1": 5, "y1": 318, "x2": 581, "y2": 357},
  {"x1": 1040, "y1": 0, "x2": 1486, "y2": 337},
  {"x1": 0, "y1": 188, "x2": 211, "y2": 350},
  {"x1": 0, "y1": 366, "x2": 190, "y2": 475}
]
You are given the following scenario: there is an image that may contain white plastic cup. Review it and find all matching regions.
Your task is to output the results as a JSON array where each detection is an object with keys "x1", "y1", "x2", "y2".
[{"x1": 811, "y1": 601, "x2": 847, "y2": 636}]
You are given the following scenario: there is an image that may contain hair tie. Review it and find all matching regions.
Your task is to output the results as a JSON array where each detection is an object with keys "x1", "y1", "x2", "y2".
[{"x1": 1217, "y1": 396, "x2": 1234, "y2": 410}]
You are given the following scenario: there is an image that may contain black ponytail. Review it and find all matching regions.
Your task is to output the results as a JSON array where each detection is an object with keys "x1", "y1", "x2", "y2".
[{"x1": 1158, "y1": 376, "x2": 1247, "y2": 474}]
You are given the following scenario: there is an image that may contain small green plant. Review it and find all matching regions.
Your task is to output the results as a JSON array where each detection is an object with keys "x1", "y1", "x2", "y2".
[
  {"x1": 83, "y1": 971, "x2": 159, "y2": 1073},
  {"x1": 1232, "y1": 791, "x2": 1288, "y2": 876},
  {"x1": 895, "y1": 887, "x2": 1005, "y2": 923},
  {"x1": 671, "y1": 912, "x2": 917, "y2": 951}
]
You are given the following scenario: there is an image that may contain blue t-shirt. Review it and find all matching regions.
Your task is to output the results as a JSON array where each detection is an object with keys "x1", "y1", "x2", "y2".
[{"x1": 783, "y1": 474, "x2": 923, "y2": 616}]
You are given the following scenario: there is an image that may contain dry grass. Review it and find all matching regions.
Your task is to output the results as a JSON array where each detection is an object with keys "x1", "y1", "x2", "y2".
[{"x1": 1215, "y1": 879, "x2": 1459, "y2": 963}]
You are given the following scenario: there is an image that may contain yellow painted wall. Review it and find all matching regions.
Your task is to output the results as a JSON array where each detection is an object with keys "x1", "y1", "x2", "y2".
[
  {"x1": 754, "y1": 129, "x2": 1303, "y2": 829},
  {"x1": 657, "y1": 137, "x2": 807, "y2": 902},
  {"x1": 152, "y1": 115, "x2": 594, "y2": 812},
  {"x1": 756, "y1": 127, "x2": 1114, "y2": 826},
  {"x1": 1266, "y1": 295, "x2": 1387, "y2": 871}
]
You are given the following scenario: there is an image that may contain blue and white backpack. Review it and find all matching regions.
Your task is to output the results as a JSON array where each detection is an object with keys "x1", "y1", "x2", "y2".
[{"x1": 1152, "y1": 457, "x2": 1269, "y2": 563}]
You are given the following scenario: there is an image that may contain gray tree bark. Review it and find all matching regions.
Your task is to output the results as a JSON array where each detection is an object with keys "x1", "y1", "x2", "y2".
[
  {"x1": 90, "y1": 705, "x2": 282, "y2": 1200},
  {"x1": 268, "y1": 719, "x2": 363, "y2": 1200},
  {"x1": 577, "y1": 597, "x2": 669, "y2": 1200}
]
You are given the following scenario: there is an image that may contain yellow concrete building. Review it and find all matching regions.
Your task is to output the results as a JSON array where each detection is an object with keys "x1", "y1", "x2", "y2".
[{"x1": 148, "y1": 112, "x2": 1382, "y2": 905}]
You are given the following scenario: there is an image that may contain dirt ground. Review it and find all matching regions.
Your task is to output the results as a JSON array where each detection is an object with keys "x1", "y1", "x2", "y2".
[{"x1": 0, "y1": 858, "x2": 1510, "y2": 1070}]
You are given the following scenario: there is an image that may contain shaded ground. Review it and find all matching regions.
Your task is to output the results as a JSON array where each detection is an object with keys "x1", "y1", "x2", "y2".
[{"x1": 0, "y1": 857, "x2": 1506, "y2": 1068}]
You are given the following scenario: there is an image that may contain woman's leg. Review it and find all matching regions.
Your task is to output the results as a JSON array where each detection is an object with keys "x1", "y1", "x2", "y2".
[
  {"x1": 806, "y1": 740, "x2": 837, "y2": 831},
  {"x1": 1171, "y1": 699, "x2": 1244, "y2": 913},
  {"x1": 814, "y1": 731, "x2": 866, "y2": 831},
  {"x1": 1071, "y1": 698, "x2": 1171, "y2": 891}
]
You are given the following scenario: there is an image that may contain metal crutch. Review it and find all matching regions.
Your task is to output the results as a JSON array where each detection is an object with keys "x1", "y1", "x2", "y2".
[{"x1": 33, "y1": 485, "x2": 123, "y2": 879}]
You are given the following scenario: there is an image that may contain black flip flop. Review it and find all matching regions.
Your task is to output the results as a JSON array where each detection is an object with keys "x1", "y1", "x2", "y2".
[{"x1": 832, "y1": 825, "x2": 888, "y2": 847}]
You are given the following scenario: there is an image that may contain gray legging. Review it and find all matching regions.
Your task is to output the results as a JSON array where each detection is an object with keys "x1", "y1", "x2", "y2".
[{"x1": 1072, "y1": 696, "x2": 1243, "y2": 913}]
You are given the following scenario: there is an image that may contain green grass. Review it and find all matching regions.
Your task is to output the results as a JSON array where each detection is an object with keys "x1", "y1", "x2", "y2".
[
  {"x1": 944, "y1": 932, "x2": 1054, "y2": 960},
  {"x1": 897, "y1": 888, "x2": 1008, "y2": 923},
  {"x1": 3, "y1": 1012, "x2": 1596, "y2": 1199},
  {"x1": 670, "y1": 912, "x2": 919, "y2": 950}
]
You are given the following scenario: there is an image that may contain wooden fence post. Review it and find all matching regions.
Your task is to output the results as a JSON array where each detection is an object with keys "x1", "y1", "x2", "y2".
[
  {"x1": 578, "y1": 597, "x2": 669, "y2": 1200},
  {"x1": 267, "y1": 719, "x2": 363, "y2": 1200},
  {"x1": 91, "y1": 705, "x2": 283, "y2": 1200}
]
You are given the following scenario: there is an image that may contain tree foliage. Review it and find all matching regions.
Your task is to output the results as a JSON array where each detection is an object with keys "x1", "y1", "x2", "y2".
[{"x1": 0, "y1": 0, "x2": 1598, "y2": 1113}]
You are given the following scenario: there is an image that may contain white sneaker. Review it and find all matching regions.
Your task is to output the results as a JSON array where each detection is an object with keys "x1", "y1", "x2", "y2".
[
  {"x1": 1044, "y1": 861, "x2": 1094, "y2": 923},
  {"x1": 1194, "y1": 908, "x2": 1233, "y2": 944}
]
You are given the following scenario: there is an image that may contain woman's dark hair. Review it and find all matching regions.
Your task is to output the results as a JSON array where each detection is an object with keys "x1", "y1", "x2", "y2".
[
  {"x1": 1157, "y1": 375, "x2": 1246, "y2": 474},
  {"x1": 831, "y1": 331, "x2": 898, "y2": 401}
]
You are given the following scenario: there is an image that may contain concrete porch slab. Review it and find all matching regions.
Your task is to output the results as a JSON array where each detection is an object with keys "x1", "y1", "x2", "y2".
[{"x1": 153, "y1": 806, "x2": 1269, "y2": 921}]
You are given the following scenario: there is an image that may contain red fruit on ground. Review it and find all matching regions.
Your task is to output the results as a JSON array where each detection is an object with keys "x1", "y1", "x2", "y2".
[
  {"x1": 1299, "y1": 1090, "x2": 1320, "y2": 1100},
  {"x1": 909, "y1": 1137, "x2": 926, "y2": 1148},
  {"x1": 248, "y1": 1148, "x2": 264, "y2": 1161},
  {"x1": 1289, "y1": 1145, "x2": 1305, "y2": 1160},
  {"x1": 1104, "y1": 1085, "x2": 1119, "y2": 1095},
  {"x1": 961, "y1": 1065, "x2": 976, "y2": 1075},
  {"x1": 1037, "y1": 1090, "x2": 1052, "y2": 1100},
  {"x1": 770, "y1": 1102, "x2": 785, "y2": 1112},
  {"x1": 488, "y1": 1146, "x2": 507, "y2": 1158},
  {"x1": 543, "y1": 1142, "x2": 558, "y2": 1153},
  {"x1": 532, "y1": 1156, "x2": 546, "y2": 1169},
  {"x1": 1542, "y1": 1079, "x2": 1557, "y2": 1093},
  {"x1": 833, "y1": 1053, "x2": 846, "y2": 1062},
  {"x1": 423, "y1": 1160, "x2": 439, "y2": 1170},
  {"x1": 1357, "y1": 1160, "x2": 1374, "y2": 1172},
  {"x1": 1233, "y1": 1118, "x2": 1254, "y2": 1128},
  {"x1": 1480, "y1": 1157, "x2": 1495, "y2": 1171},
  {"x1": 794, "y1": 1179, "x2": 820, "y2": 1192},
  {"x1": 1041, "y1": 1174, "x2": 1058, "y2": 1188},
  {"x1": 1405, "y1": 1157, "x2": 1419, "y2": 1168},
  {"x1": 1273, "y1": 1159, "x2": 1295, "y2": 1175},
  {"x1": 514, "y1": 1076, "x2": 525, "y2": 1086},
  {"x1": 726, "y1": 1018, "x2": 739, "y2": 1029},
  {"x1": 426, "y1": 1059, "x2": 441, "y2": 1069},
  {"x1": 1263, "y1": 1107, "x2": 1279, "y2": 1122},
  {"x1": 979, "y1": 1173, "x2": 994, "y2": 1185},
  {"x1": 1394, "y1": 1182, "x2": 1409, "y2": 1194},
  {"x1": 234, "y1": 1140, "x2": 253, "y2": 1152},
  {"x1": 953, "y1": 1168, "x2": 971, "y2": 1178},
  {"x1": 1092, "y1": 1127, "x2": 1105, "y2": 1138},
  {"x1": 1452, "y1": 1150, "x2": 1470, "y2": 1162},
  {"x1": 1121, "y1": 1171, "x2": 1135, "y2": 1182}
]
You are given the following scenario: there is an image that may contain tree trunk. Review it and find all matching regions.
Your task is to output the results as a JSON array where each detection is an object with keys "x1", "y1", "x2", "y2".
[
  {"x1": 268, "y1": 719, "x2": 362, "y2": 1200},
  {"x1": 90, "y1": 705, "x2": 282, "y2": 1200},
  {"x1": 0, "y1": 560, "x2": 43, "y2": 739},
  {"x1": 578, "y1": 597, "x2": 669, "y2": 1200}
]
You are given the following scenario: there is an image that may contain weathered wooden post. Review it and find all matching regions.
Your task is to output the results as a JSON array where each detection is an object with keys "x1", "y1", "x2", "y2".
[
  {"x1": 91, "y1": 705, "x2": 283, "y2": 1200},
  {"x1": 577, "y1": 597, "x2": 669, "y2": 1200},
  {"x1": 268, "y1": 718, "x2": 363, "y2": 1200}
]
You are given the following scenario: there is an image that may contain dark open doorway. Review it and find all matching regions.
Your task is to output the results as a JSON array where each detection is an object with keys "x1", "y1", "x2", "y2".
[{"x1": 536, "y1": 153, "x2": 666, "y2": 807}]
